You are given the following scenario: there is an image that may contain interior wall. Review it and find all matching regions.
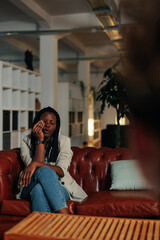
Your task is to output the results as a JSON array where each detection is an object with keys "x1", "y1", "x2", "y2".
[
  {"x1": 101, "y1": 107, "x2": 116, "y2": 130},
  {"x1": 59, "y1": 71, "x2": 117, "y2": 130},
  {"x1": 90, "y1": 72, "x2": 103, "y2": 89},
  {"x1": 58, "y1": 72, "x2": 77, "y2": 83}
]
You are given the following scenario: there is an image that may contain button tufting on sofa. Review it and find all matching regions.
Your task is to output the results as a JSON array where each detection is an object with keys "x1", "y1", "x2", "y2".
[{"x1": 0, "y1": 147, "x2": 159, "y2": 240}]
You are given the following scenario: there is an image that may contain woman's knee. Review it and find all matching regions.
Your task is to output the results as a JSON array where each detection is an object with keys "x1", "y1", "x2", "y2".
[
  {"x1": 35, "y1": 166, "x2": 58, "y2": 180},
  {"x1": 36, "y1": 166, "x2": 53, "y2": 175}
]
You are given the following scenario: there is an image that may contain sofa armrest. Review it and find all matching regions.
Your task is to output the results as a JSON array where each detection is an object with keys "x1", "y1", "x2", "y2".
[
  {"x1": 1, "y1": 199, "x2": 31, "y2": 216},
  {"x1": 67, "y1": 200, "x2": 79, "y2": 214},
  {"x1": 0, "y1": 149, "x2": 22, "y2": 202}
]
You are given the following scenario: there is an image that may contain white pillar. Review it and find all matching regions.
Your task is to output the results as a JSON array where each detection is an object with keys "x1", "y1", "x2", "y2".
[
  {"x1": 78, "y1": 61, "x2": 90, "y2": 143},
  {"x1": 40, "y1": 35, "x2": 58, "y2": 109}
]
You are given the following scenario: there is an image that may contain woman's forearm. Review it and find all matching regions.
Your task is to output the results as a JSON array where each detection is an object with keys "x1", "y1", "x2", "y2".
[
  {"x1": 34, "y1": 161, "x2": 64, "y2": 177},
  {"x1": 33, "y1": 143, "x2": 45, "y2": 162}
]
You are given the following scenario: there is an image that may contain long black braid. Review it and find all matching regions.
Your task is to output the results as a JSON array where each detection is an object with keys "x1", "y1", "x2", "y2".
[{"x1": 30, "y1": 106, "x2": 60, "y2": 163}]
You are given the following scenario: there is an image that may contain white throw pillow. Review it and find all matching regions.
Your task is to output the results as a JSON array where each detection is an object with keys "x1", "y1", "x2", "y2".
[{"x1": 110, "y1": 160, "x2": 150, "y2": 190}]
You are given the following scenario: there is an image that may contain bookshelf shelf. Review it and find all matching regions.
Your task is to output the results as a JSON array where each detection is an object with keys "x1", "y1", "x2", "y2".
[{"x1": 0, "y1": 61, "x2": 42, "y2": 150}]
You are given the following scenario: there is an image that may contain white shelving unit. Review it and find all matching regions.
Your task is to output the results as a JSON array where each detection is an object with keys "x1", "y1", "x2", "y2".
[
  {"x1": 58, "y1": 82, "x2": 84, "y2": 146},
  {"x1": 0, "y1": 61, "x2": 42, "y2": 150}
]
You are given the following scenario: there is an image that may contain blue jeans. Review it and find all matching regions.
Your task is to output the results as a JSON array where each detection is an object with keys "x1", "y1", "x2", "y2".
[{"x1": 21, "y1": 166, "x2": 69, "y2": 213}]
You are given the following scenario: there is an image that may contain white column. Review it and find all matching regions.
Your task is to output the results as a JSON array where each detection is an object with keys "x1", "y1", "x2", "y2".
[
  {"x1": 40, "y1": 35, "x2": 58, "y2": 109},
  {"x1": 78, "y1": 61, "x2": 90, "y2": 143}
]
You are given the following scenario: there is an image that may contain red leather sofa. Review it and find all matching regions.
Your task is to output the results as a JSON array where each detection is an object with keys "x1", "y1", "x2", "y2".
[{"x1": 0, "y1": 147, "x2": 159, "y2": 239}]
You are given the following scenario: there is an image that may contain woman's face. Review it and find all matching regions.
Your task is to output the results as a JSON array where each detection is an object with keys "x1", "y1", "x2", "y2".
[{"x1": 40, "y1": 112, "x2": 57, "y2": 140}]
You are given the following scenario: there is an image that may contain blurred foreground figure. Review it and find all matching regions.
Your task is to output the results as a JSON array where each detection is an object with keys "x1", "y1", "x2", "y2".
[{"x1": 122, "y1": 0, "x2": 160, "y2": 191}]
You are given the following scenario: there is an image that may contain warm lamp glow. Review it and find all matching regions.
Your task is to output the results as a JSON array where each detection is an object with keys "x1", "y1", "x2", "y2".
[
  {"x1": 115, "y1": 117, "x2": 126, "y2": 125},
  {"x1": 88, "y1": 118, "x2": 94, "y2": 136},
  {"x1": 120, "y1": 118, "x2": 126, "y2": 125}
]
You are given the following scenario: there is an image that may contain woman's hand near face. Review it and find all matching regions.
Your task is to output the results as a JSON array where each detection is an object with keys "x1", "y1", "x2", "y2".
[
  {"x1": 32, "y1": 120, "x2": 45, "y2": 141},
  {"x1": 19, "y1": 162, "x2": 37, "y2": 187}
]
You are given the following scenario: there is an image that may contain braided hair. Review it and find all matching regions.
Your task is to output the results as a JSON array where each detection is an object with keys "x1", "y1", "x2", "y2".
[{"x1": 30, "y1": 106, "x2": 60, "y2": 163}]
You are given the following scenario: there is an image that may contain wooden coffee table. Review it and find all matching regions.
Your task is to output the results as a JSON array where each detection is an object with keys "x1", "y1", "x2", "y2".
[{"x1": 4, "y1": 211, "x2": 160, "y2": 240}]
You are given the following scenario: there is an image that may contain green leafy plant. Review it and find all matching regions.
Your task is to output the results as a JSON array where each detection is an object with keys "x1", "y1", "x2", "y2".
[{"x1": 96, "y1": 64, "x2": 130, "y2": 126}]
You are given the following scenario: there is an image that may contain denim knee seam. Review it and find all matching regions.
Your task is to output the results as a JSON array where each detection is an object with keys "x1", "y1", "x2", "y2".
[{"x1": 54, "y1": 204, "x2": 68, "y2": 213}]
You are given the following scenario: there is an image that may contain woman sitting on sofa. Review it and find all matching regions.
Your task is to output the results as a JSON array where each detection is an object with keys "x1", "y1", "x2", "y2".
[{"x1": 17, "y1": 106, "x2": 87, "y2": 214}]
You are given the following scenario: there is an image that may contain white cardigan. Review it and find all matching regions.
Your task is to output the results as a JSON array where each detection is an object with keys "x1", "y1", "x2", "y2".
[{"x1": 17, "y1": 134, "x2": 87, "y2": 202}]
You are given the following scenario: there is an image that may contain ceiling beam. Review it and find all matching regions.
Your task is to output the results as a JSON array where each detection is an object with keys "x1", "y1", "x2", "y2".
[
  {"x1": 58, "y1": 54, "x2": 120, "y2": 61},
  {"x1": 1, "y1": 37, "x2": 39, "y2": 57},
  {"x1": 9, "y1": 0, "x2": 52, "y2": 28},
  {"x1": 62, "y1": 34, "x2": 86, "y2": 54},
  {"x1": 58, "y1": 61, "x2": 77, "y2": 72}
]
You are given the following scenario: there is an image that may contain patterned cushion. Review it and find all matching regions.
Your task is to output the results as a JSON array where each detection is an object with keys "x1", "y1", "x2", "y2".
[{"x1": 110, "y1": 160, "x2": 151, "y2": 190}]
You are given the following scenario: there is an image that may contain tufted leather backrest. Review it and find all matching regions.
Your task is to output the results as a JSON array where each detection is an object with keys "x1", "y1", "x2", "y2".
[
  {"x1": 0, "y1": 147, "x2": 134, "y2": 201},
  {"x1": 70, "y1": 147, "x2": 134, "y2": 195}
]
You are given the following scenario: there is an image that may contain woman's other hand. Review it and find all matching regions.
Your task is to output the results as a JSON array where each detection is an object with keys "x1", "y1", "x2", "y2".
[
  {"x1": 32, "y1": 120, "x2": 45, "y2": 141},
  {"x1": 19, "y1": 162, "x2": 37, "y2": 187}
]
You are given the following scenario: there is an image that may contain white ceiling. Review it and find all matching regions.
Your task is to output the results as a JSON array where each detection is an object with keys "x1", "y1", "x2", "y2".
[
  {"x1": 34, "y1": 0, "x2": 92, "y2": 16},
  {"x1": 0, "y1": 0, "x2": 122, "y2": 73}
]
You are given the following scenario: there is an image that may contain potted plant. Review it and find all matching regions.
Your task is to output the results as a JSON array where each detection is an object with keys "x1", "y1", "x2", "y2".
[{"x1": 96, "y1": 61, "x2": 130, "y2": 147}]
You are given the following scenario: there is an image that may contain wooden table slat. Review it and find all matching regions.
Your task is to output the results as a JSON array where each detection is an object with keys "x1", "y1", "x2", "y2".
[
  {"x1": 91, "y1": 218, "x2": 106, "y2": 239},
  {"x1": 4, "y1": 212, "x2": 160, "y2": 240},
  {"x1": 52, "y1": 215, "x2": 76, "y2": 237},
  {"x1": 83, "y1": 218, "x2": 101, "y2": 239},
  {"x1": 39, "y1": 214, "x2": 61, "y2": 236},
  {"x1": 125, "y1": 220, "x2": 136, "y2": 240},
  {"x1": 147, "y1": 221, "x2": 155, "y2": 240},
  {"x1": 38, "y1": 214, "x2": 61, "y2": 236},
  {"x1": 71, "y1": 217, "x2": 90, "y2": 239},
  {"x1": 25, "y1": 214, "x2": 54, "y2": 235},
  {"x1": 45, "y1": 215, "x2": 68, "y2": 237},
  {"x1": 154, "y1": 222, "x2": 160, "y2": 240},
  {"x1": 105, "y1": 219, "x2": 118, "y2": 240},
  {"x1": 119, "y1": 220, "x2": 131, "y2": 240},
  {"x1": 98, "y1": 219, "x2": 113, "y2": 240},
  {"x1": 6, "y1": 212, "x2": 40, "y2": 234},
  {"x1": 64, "y1": 217, "x2": 85, "y2": 238},
  {"x1": 20, "y1": 214, "x2": 45, "y2": 234},
  {"x1": 139, "y1": 221, "x2": 148, "y2": 240},
  {"x1": 132, "y1": 221, "x2": 142, "y2": 240},
  {"x1": 112, "y1": 220, "x2": 124, "y2": 240},
  {"x1": 58, "y1": 217, "x2": 78, "y2": 238}
]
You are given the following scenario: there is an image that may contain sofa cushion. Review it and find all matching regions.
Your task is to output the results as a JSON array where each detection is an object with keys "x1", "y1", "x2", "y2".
[
  {"x1": 110, "y1": 160, "x2": 150, "y2": 190},
  {"x1": 1, "y1": 200, "x2": 31, "y2": 216},
  {"x1": 76, "y1": 191, "x2": 160, "y2": 218},
  {"x1": 1, "y1": 199, "x2": 77, "y2": 216}
]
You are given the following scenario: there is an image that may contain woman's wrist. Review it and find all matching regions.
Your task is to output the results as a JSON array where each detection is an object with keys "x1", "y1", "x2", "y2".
[
  {"x1": 37, "y1": 135, "x2": 44, "y2": 141},
  {"x1": 33, "y1": 161, "x2": 44, "y2": 167},
  {"x1": 35, "y1": 139, "x2": 44, "y2": 145}
]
